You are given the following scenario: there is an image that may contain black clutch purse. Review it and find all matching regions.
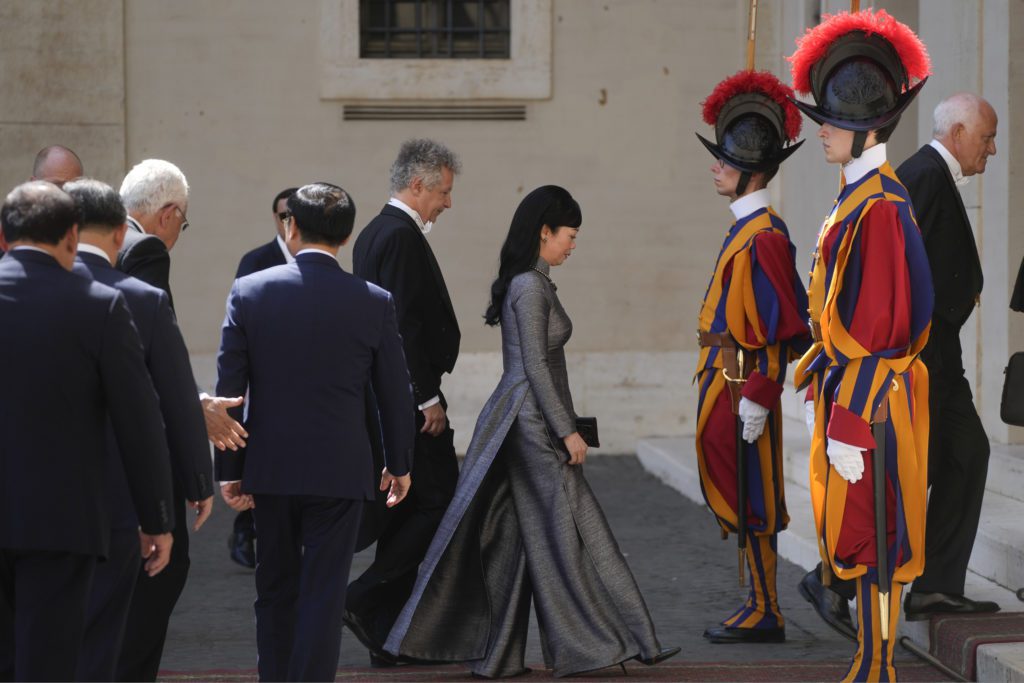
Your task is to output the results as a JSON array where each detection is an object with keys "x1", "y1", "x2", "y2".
[
  {"x1": 575, "y1": 417, "x2": 600, "y2": 448},
  {"x1": 1001, "y1": 352, "x2": 1024, "y2": 427}
]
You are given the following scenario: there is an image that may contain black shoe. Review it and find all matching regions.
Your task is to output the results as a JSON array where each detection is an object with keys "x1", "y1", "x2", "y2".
[
  {"x1": 702, "y1": 626, "x2": 785, "y2": 644},
  {"x1": 904, "y1": 592, "x2": 1001, "y2": 621},
  {"x1": 343, "y1": 610, "x2": 398, "y2": 665},
  {"x1": 633, "y1": 646, "x2": 681, "y2": 665},
  {"x1": 227, "y1": 531, "x2": 256, "y2": 569},
  {"x1": 798, "y1": 570, "x2": 857, "y2": 642},
  {"x1": 369, "y1": 652, "x2": 400, "y2": 668}
]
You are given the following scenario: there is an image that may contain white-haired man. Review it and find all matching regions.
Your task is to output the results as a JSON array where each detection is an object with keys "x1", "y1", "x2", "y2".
[
  {"x1": 897, "y1": 93, "x2": 1000, "y2": 620},
  {"x1": 115, "y1": 159, "x2": 245, "y2": 680}
]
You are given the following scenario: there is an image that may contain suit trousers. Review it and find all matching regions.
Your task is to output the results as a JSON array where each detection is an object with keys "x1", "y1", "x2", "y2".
[
  {"x1": 253, "y1": 494, "x2": 362, "y2": 682},
  {"x1": 912, "y1": 370, "x2": 990, "y2": 595},
  {"x1": 77, "y1": 528, "x2": 141, "y2": 681},
  {"x1": 0, "y1": 549, "x2": 96, "y2": 681},
  {"x1": 345, "y1": 406, "x2": 459, "y2": 649},
  {"x1": 117, "y1": 495, "x2": 190, "y2": 681}
]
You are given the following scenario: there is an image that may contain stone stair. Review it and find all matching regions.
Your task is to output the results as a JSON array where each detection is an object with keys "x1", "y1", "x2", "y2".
[{"x1": 637, "y1": 394, "x2": 1024, "y2": 680}]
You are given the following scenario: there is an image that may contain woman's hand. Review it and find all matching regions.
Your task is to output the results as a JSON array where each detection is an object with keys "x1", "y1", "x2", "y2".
[{"x1": 563, "y1": 432, "x2": 588, "y2": 466}]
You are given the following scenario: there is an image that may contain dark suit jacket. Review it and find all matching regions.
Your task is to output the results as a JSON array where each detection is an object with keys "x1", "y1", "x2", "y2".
[
  {"x1": 73, "y1": 252, "x2": 213, "y2": 529},
  {"x1": 0, "y1": 250, "x2": 174, "y2": 556},
  {"x1": 214, "y1": 251, "x2": 414, "y2": 499},
  {"x1": 353, "y1": 205, "x2": 460, "y2": 405},
  {"x1": 236, "y1": 238, "x2": 287, "y2": 278},
  {"x1": 897, "y1": 145, "x2": 983, "y2": 329},
  {"x1": 117, "y1": 216, "x2": 173, "y2": 310}
]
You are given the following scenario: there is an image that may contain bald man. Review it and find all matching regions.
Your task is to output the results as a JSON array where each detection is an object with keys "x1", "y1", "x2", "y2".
[
  {"x1": 897, "y1": 93, "x2": 999, "y2": 619},
  {"x1": 30, "y1": 145, "x2": 83, "y2": 187}
]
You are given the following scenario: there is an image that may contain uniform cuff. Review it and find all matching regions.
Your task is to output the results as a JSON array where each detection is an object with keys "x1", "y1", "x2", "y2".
[
  {"x1": 826, "y1": 404, "x2": 875, "y2": 450},
  {"x1": 741, "y1": 371, "x2": 782, "y2": 409}
]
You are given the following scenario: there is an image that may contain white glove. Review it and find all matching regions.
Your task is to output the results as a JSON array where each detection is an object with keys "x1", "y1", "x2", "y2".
[
  {"x1": 739, "y1": 397, "x2": 769, "y2": 444},
  {"x1": 826, "y1": 439, "x2": 865, "y2": 483},
  {"x1": 804, "y1": 400, "x2": 816, "y2": 439}
]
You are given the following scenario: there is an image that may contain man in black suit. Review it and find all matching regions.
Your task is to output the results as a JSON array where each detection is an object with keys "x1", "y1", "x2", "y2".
[
  {"x1": 347, "y1": 138, "x2": 461, "y2": 663},
  {"x1": 897, "y1": 93, "x2": 1000, "y2": 619},
  {"x1": 226, "y1": 186, "x2": 298, "y2": 568},
  {"x1": 63, "y1": 178, "x2": 215, "y2": 680},
  {"x1": 215, "y1": 183, "x2": 414, "y2": 681},
  {"x1": 115, "y1": 158, "x2": 240, "y2": 680},
  {"x1": 0, "y1": 181, "x2": 175, "y2": 681}
]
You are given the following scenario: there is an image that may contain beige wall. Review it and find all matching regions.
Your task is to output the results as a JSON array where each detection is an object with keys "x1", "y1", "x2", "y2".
[{"x1": 3, "y1": 0, "x2": 1021, "y2": 446}]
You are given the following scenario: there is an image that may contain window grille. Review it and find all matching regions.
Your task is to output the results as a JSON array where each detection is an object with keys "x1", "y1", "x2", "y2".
[{"x1": 360, "y1": 0, "x2": 511, "y2": 59}]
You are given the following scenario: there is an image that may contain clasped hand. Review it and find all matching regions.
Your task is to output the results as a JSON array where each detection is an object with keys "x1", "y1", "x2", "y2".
[{"x1": 738, "y1": 397, "x2": 769, "y2": 444}]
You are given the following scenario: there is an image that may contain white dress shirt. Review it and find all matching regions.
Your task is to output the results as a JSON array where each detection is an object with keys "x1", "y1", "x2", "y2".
[
  {"x1": 76, "y1": 242, "x2": 113, "y2": 265},
  {"x1": 842, "y1": 142, "x2": 887, "y2": 184},
  {"x1": 929, "y1": 139, "x2": 970, "y2": 187},
  {"x1": 729, "y1": 188, "x2": 771, "y2": 221}
]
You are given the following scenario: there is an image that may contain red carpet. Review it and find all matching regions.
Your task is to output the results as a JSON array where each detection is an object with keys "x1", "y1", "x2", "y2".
[
  {"x1": 927, "y1": 611, "x2": 1024, "y2": 680},
  {"x1": 159, "y1": 659, "x2": 952, "y2": 681}
]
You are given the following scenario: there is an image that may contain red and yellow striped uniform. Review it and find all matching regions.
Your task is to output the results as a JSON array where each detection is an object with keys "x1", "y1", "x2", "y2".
[
  {"x1": 794, "y1": 155, "x2": 933, "y2": 682},
  {"x1": 696, "y1": 197, "x2": 810, "y2": 631}
]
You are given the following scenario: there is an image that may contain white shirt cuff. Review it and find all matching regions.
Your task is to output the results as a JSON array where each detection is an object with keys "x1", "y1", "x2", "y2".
[{"x1": 417, "y1": 395, "x2": 441, "y2": 411}]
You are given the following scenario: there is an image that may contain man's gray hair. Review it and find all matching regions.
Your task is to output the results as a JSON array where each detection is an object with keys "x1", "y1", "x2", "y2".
[
  {"x1": 932, "y1": 93, "x2": 987, "y2": 138},
  {"x1": 119, "y1": 159, "x2": 189, "y2": 215},
  {"x1": 389, "y1": 138, "x2": 461, "y2": 194}
]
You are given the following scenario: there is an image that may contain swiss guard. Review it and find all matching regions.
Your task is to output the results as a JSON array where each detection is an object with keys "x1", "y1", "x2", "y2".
[
  {"x1": 693, "y1": 68, "x2": 810, "y2": 644},
  {"x1": 788, "y1": 8, "x2": 934, "y2": 681}
]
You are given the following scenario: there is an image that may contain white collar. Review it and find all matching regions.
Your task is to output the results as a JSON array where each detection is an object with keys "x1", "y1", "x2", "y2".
[
  {"x1": 275, "y1": 234, "x2": 295, "y2": 263},
  {"x1": 842, "y1": 142, "x2": 887, "y2": 184},
  {"x1": 76, "y1": 242, "x2": 113, "y2": 265},
  {"x1": 388, "y1": 197, "x2": 432, "y2": 235},
  {"x1": 11, "y1": 245, "x2": 52, "y2": 256},
  {"x1": 929, "y1": 139, "x2": 970, "y2": 187},
  {"x1": 729, "y1": 188, "x2": 770, "y2": 221},
  {"x1": 295, "y1": 247, "x2": 338, "y2": 260}
]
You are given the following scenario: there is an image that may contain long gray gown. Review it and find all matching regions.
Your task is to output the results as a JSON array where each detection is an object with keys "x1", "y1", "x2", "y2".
[{"x1": 384, "y1": 258, "x2": 664, "y2": 678}]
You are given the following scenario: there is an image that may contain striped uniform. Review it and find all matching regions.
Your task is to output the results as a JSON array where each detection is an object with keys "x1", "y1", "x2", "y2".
[
  {"x1": 793, "y1": 156, "x2": 933, "y2": 682},
  {"x1": 695, "y1": 196, "x2": 810, "y2": 632}
]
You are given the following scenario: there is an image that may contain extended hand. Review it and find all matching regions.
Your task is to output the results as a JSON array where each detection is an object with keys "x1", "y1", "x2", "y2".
[
  {"x1": 188, "y1": 496, "x2": 214, "y2": 531},
  {"x1": 220, "y1": 481, "x2": 254, "y2": 512},
  {"x1": 563, "y1": 432, "x2": 588, "y2": 466},
  {"x1": 826, "y1": 439, "x2": 865, "y2": 483},
  {"x1": 739, "y1": 397, "x2": 769, "y2": 444},
  {"x1": 804, "y1": 400, "x2": 816, "y2": 439},
  {"x1": 139, "y1": 531, "x2": 174, "y2": 577},
  {"x1": 420, "y1": 403, "x2": 447, "y2": 437},
  {"x1": 200, "y1": 394, "x2": 248, "y2": 451},
  {"x1": 379, "y1": 468, "x2": 412, "y2": 507}
]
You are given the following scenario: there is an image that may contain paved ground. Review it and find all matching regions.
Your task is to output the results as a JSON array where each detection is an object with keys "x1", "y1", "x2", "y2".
[{"x1": 160, "y1": 455, "x2": 914, "y2": 674}]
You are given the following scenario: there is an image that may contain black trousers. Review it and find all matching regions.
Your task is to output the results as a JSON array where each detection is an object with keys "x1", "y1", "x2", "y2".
[
  {"x1": 346, "y1": 405, "x2": 459, "y2": 649},
  {"x1": 0, "y1": 549, "x2": 96, "y2": 681},
  {"x1": 117, "y1": 496, "x2": 190, "y2": 681},
  {"x1": 911, "y1": 366, "x2": 990, "y2": 595},
  {"x1": 253, "y1": 494, "x2": 362, "y2": 682},
  {"x1": 77, "y1": 528, "x2": 141, "y2": 681}
]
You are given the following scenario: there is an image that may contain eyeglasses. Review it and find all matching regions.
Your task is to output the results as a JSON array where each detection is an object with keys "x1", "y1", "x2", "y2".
[
  {"x1": 276, "y1": 211, "x2": 292, "y2": 222},
  {"x1": 172, "y1": 205, "x2": 190, "y2": 232}
]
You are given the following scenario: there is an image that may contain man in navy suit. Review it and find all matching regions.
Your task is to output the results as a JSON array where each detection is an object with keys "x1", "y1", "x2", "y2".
[
  {"x1": 216, "y1": 183, "x2": 414, "y2": 681},
  {"x1": 64, "y1": 178, "x2": 215, "y2": 680},
  {"x1": 0, "y1": 181, "x2": 175, "y2": 681},
  {"x1": 347, "y1": 139, "x2": 461, "y2": 664},
  {"x1": 226, "y1": 186, "x2": 298, "y2": 568}
]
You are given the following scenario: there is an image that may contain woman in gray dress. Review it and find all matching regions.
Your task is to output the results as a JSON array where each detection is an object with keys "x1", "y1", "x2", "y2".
[{"x1": 384, "y1": 186, "x2": 679, "y2": 678}]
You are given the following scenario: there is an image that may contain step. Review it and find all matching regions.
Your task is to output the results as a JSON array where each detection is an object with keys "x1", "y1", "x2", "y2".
[{"x1": 978, "y1": 642, "x2": 1024, "y2": 682}]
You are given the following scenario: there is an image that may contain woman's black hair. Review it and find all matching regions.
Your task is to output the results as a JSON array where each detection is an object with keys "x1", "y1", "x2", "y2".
[{"x1": 484, "y1": 185, "x2": 582, "y2": 326}]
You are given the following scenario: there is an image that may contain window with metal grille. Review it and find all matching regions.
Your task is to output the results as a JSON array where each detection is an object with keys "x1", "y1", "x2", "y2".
[{"x1": 360, "y1": 0, "x2": 511, "y2": 59}]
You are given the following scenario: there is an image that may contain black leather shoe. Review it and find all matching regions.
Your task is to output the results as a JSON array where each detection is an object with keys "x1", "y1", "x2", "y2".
[
  {"x1": 227, "y1": 531, "x2": 256, "y2": 569},
  {"x1": 634, "y1": 646, "x2": 681, "y2": 665},
  {"x1": 904, "y1": 592, "x2": 1001, "y2": 621},
  {"x1": 798, "y1": 570, "x2": 857, "y2": 642},
  {"x1": 343, "y1": 610, "x2": 399, "y2": 665},
  {"x1": 703, "y1": 626, "x2": 785, "y2": 643}
]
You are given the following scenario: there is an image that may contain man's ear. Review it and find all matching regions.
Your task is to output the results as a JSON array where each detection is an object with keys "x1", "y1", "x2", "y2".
[
  {"x1": 113, "y1": 222, "x2": 129, "y2": 251},
  {"x1": 0, "y1": 229, "x2": 8, "y2": 252},
  {"x1": 408, "y1": 176, "x2": 424, "y2": 196},
  {"x1": 63, "y1": 224, "x2": 79, "y2": 255}
]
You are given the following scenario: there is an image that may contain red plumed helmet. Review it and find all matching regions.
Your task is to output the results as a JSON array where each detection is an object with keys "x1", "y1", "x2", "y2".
[
  {"x1": 786, "y1": 9, "x2": 931, "y2": 131},
  {"x1": 696, "y1": 70, "x2": 805, "y2": 173}
]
